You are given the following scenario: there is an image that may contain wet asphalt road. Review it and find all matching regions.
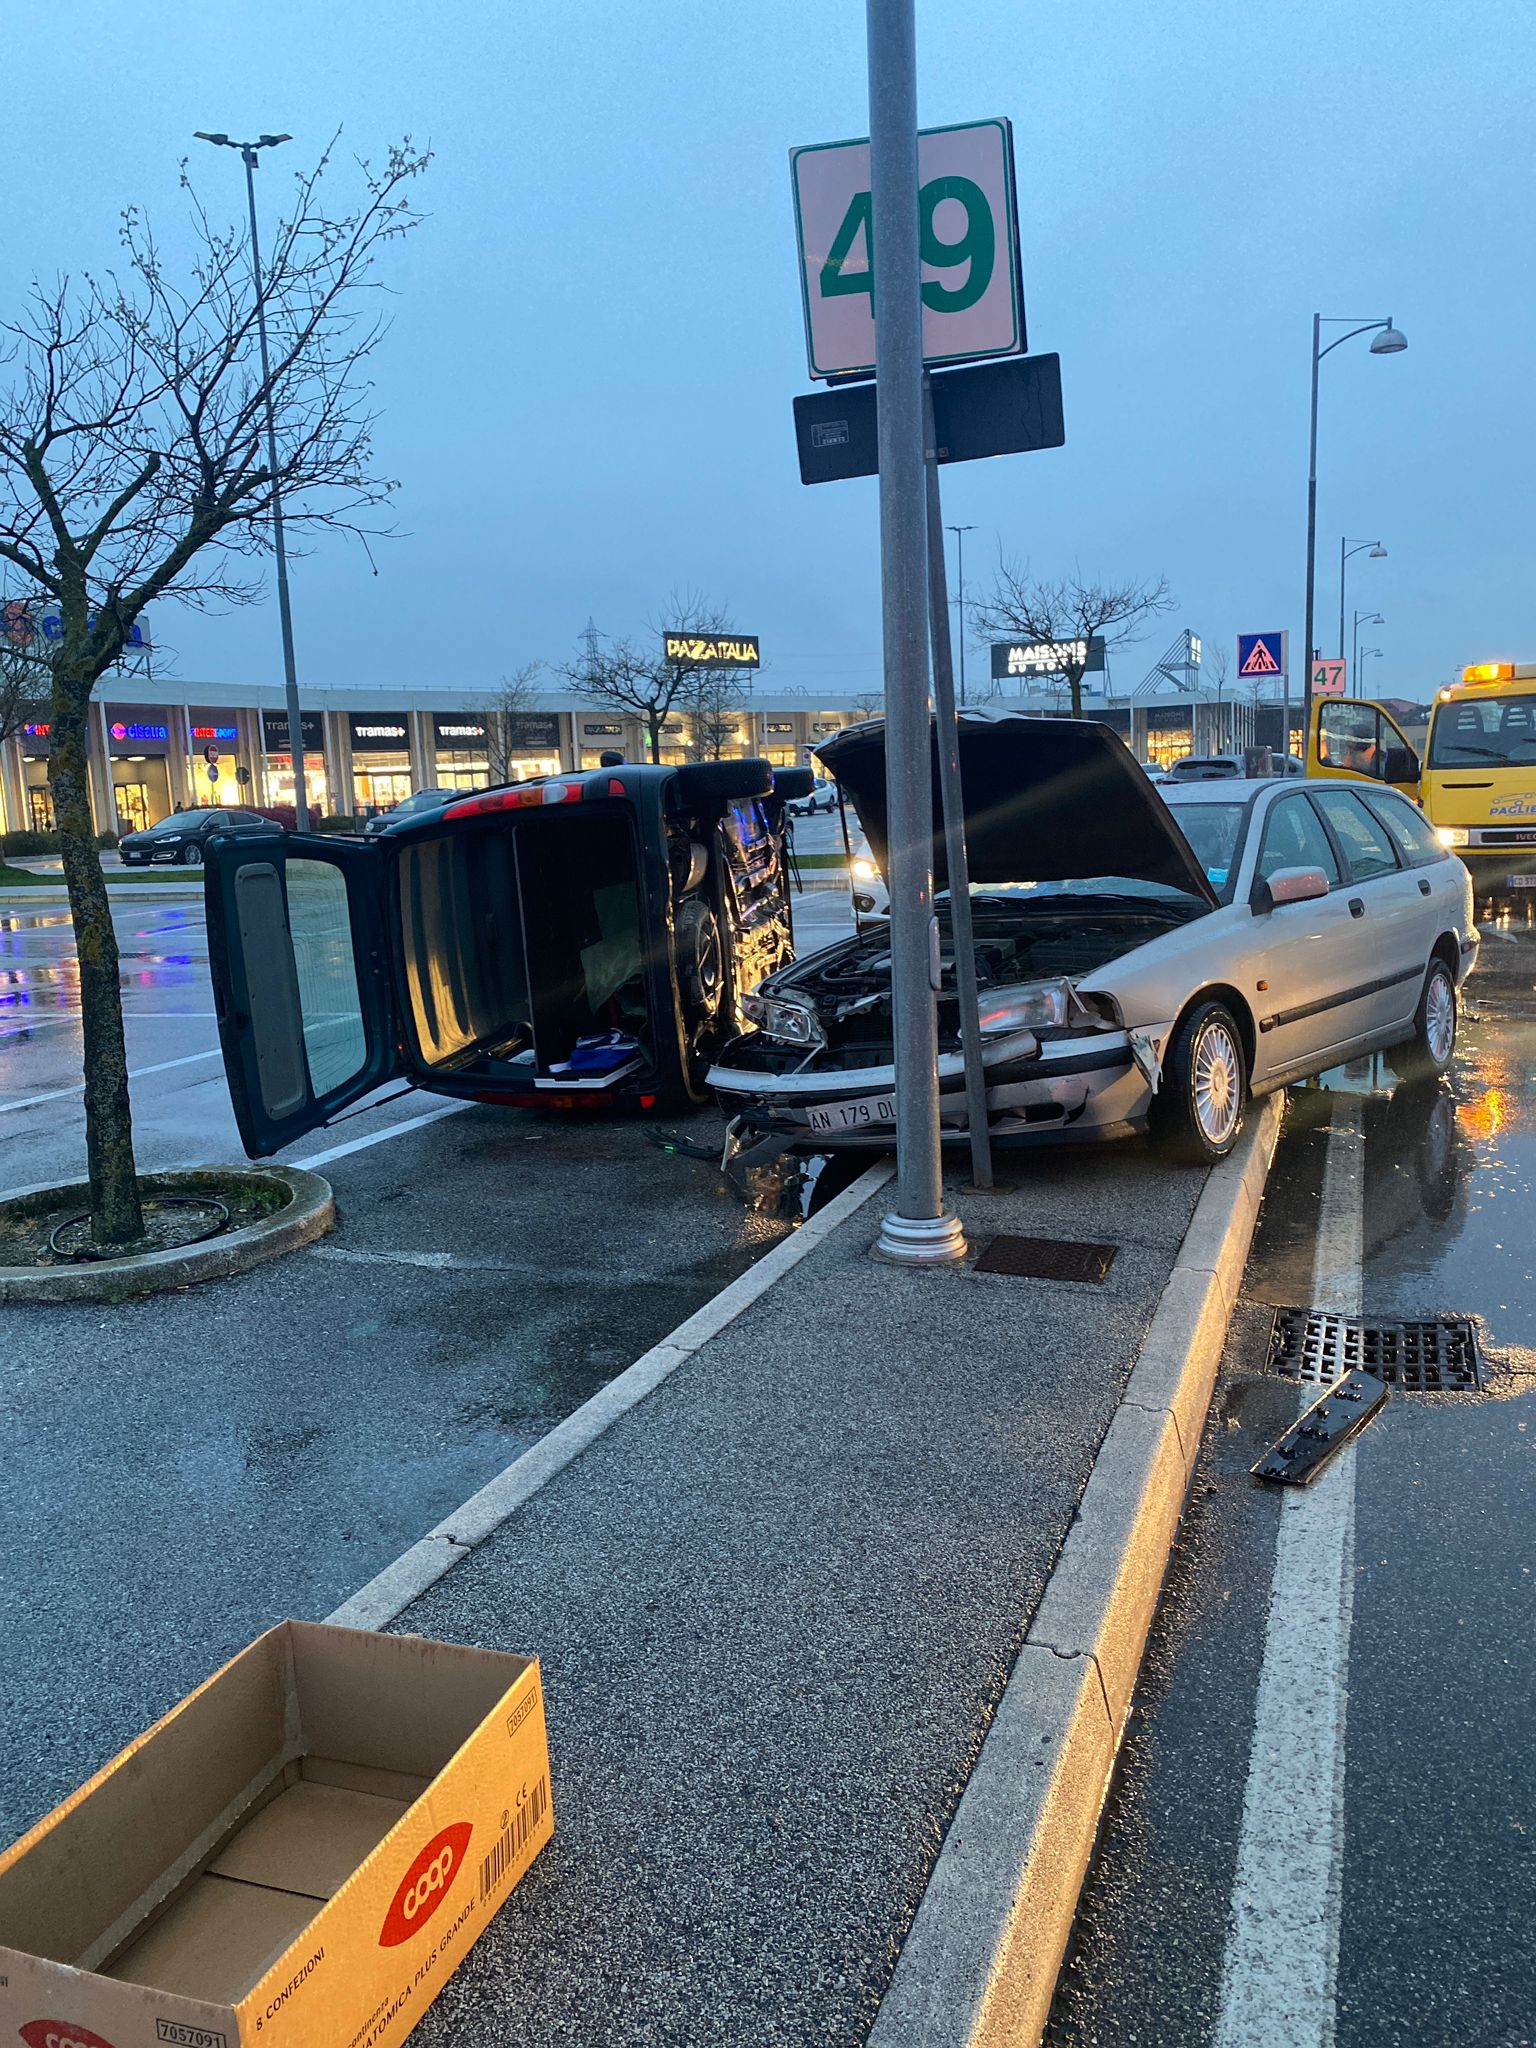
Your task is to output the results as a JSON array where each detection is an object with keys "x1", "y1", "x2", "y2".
[
  {"x1": 1047, "y1": 919, "x2": 1536, "y2": 2048},
  {"x1": 0, "y1": 872, "x2": 856, "y2": 1848}
]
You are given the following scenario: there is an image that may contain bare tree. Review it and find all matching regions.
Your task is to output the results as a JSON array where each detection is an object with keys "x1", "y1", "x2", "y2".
[
  {"x1": 0, "y1": 137, "x2": 430, "y2": 1245},
  {"x1": 849, "y1": 687, "x2": 883, "y2": 720},
  {"x1": 484, "y1": 660, "x2": 543, "y2": 784},
  {"x1": 973, "y1": 566, "x2": 1176, "y2": 719},
  {"x1": 562, "y1": 589, "x2": 741, "y2": 765},
  {"x1": 678, "y1": 664, "x2": 749, "y2": 762}
]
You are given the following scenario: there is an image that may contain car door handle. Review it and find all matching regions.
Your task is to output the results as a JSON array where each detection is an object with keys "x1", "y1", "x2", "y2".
[
  {"x1": 1349, "y1": 897, "x2": 1366, "y2": 918},
  {"x1": 1418, "y1": 878, "x2": 1432, "y2": 896}
]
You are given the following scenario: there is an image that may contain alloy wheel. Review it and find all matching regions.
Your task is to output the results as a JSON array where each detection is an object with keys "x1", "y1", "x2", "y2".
[
  {"x1": 1192, "y1": 1018, "x2": 1241, "y2": 1145},
  {"x1": 1425, "y1": 966, "x2": 1456, "y2": 1065}
]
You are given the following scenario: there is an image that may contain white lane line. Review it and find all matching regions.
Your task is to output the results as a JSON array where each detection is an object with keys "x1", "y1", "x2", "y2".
[
  {"x1": 292, "y1": 1098, "x2": 473, "y2": 1168},
  {"x1": 1214, "y1": 1098, "x2": 1365, "y2": 2048},
  {"x1": 0, "y1": 1047, "x2": 223, "y2": 1115}
]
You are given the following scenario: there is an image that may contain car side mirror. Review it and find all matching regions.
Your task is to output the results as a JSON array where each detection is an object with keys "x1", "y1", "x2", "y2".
[
  {"x1": 1382, "y1": 744, "x2": 1419, "y2": 784},
  {"x1": 1251, "y1": 865, "x2": 1330, "y2": 914}
]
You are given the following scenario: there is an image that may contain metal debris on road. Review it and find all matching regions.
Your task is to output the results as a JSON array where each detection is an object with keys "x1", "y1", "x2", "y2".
[{"x1": 1251, "y1": 1368, "x2": 1389, "y2": 1485}]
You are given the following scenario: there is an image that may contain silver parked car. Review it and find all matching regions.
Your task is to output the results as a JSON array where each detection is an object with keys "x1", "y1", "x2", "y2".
[{"x1": 707, "y1": 712, "x2": 1477, "y2": 1164}]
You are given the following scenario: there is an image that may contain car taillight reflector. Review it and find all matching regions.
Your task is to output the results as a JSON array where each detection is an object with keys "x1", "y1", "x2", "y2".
[{"x1": 444, "y1": 780, "x2": 582, "y2": 820}]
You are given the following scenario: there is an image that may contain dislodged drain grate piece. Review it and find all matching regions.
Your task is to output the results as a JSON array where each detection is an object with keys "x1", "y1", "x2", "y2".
[
  {"x1": 974, "y1": 1234, "x2": 1118, "y2": 1284},
  {"x1": 1268, "y1": 1308, "x2": 1482, "y2": 1391}
]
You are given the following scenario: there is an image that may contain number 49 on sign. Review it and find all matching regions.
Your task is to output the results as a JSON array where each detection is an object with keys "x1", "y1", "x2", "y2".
[{"x1": 790, "y1": 118, "x2": 1025, "y2": 381}]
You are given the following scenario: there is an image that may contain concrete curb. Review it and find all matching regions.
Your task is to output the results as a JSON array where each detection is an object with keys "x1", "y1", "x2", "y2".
[
  {"x1": 326, "y1": 1157, "x2": 896, "y2": 1629},
  {"x1": 0, "y1": 1166, "x2": 334, "y2": 1302},
  {"x1": 867, "y1": 1091, "x2": 1286, "y2": 2048}
]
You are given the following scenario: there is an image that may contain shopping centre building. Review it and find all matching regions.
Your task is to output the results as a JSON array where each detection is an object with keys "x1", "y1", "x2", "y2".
[{"x1": 0, "y1": 671, "x2": 1274, "y2": 838}]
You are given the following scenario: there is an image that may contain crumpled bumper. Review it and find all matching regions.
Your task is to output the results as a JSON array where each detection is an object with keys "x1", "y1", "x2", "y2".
[{"x1": 709, "y1": 1033, "x2": 1155, "y2": 1149}]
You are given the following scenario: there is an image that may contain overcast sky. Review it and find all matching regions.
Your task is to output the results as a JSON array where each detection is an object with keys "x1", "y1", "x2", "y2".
[{"x1": 9, "y1": 0, "x2": 1530, "y2": 701}]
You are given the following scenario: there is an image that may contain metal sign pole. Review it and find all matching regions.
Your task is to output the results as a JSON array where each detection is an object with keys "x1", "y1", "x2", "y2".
[
  {"x1": 924, "y1": 377, "x2": 993, "y2": 1191},
  {"x1": 866, "y1": 0, "x2": 965, "y2": 1264}
]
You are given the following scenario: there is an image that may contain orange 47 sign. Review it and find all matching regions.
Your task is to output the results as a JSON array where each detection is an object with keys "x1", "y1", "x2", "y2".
[{"x1": 1312, "y1": 658, "x2": 1348, "y2": 696}]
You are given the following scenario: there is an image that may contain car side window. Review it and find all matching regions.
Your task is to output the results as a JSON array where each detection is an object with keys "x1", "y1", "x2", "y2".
[
  {"x1": 1311, "y1": 787, "x2": 1400, "y2": 882},
  {"x1": 1367, "y1": 790, "x2": 1445, "y2": 867},
  {"x1": 1255, "y1": 796, "x2": 1341, "y2": 886}
]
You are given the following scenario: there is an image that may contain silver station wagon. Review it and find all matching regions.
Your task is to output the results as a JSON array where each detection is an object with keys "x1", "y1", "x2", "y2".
[{"x1": 708, "y1": 713, "x2": 1478, "y2": 1165}]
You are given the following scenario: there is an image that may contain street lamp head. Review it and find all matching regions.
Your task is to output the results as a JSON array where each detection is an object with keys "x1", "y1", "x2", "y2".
[
  {"x1": 257, "y1": 134, "x2": 292, "y2": 149},
  {"x1": 1368, "y1": 544, "x2": 1387, "y2": 558},
  {"x1": 1370, "y1": 324, "x2": 1408, "y2": 354},
  {"x1": 194, "y1": 131, "x2": 232, "y2": 147}
]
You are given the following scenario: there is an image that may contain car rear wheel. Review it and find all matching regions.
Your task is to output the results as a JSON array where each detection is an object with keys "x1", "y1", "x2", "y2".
[
  {"x1": 179, "y1": 842, "x2": 203, "y2": 866},
  {"x1": 1151, "y1": 1000, "x2": 1246, "y2": 1165},
  {"x1": 1407, "y1": 957, "x2": 1457, "y2": 1076}
]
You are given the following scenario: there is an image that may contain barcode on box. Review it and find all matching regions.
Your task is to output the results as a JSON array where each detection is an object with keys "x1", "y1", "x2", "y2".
[{"x1": 479, "y1": 1776, "x2": 549, "y2": 1902}]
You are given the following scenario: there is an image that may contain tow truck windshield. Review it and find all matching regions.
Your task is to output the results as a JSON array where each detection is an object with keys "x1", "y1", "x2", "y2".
[{"x1": 1427, "y1": 695, "x2": 1536, "y2": 768}]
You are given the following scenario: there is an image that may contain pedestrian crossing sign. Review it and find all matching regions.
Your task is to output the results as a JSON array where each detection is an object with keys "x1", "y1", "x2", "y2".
[{"x1": 1237, "y1": 630, "x2": 1288, "y2": 680}]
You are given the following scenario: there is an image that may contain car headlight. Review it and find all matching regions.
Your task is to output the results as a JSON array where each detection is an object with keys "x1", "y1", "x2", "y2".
[
  {"x1": 851, "y1": 857, "x2": 879, "y2": 881},
  {"x1": 743, "y1": 992, "x2": 824, "y2": 1048},
  {"x1": 1437, "y1": 826, "x2": 1470, "y2": 848},
  {"x1": 158, "y1": 835, "x2": 183, "y2": 844},
  {"x1": 977, "y1": 979, "x2": 1074, "y2": 1033}
]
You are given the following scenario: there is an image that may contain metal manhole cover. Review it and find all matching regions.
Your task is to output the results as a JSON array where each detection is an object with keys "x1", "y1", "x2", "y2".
[
  {"x1": 1268, "y1": 1308, "x2": 1482, "y2": 1391},
  {"x1": 973, "y1": 1234, "x2": 1118, "y2": 1284}
]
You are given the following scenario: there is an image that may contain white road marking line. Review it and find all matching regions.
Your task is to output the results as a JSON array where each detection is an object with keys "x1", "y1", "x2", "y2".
[
  {"x1": 1214, "y1": 1098, "x2": 1365, "y2": 2048},
  {"x1": 0, "y1": 1047, "x2": 223, "y2": 1115},
  {"x1": 292, "y1": 1097, "x2": 473, "y2": 1168}
]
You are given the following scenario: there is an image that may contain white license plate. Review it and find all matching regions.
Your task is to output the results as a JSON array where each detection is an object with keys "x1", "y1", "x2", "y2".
[
  {"x1": 1508, "y1": 874, "x2": 1536, "y2": 889},
  {"x1": 805, "y1": 1093, "x2": 896, "y2": 1134}
]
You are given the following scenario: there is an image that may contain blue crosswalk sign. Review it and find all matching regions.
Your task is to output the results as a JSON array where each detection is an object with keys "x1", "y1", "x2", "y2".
[{"x1": 1237, "y1": 630, "x2": 1288, "y2": 680}]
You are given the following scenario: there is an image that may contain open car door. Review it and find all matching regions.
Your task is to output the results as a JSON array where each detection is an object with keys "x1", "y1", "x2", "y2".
[
  {"x1": 1308, "y1": 696, "x2": 1422, "y2": 798},
  {"x1": 205, "y1": 832, "x2": 404, "y2": 1158}
]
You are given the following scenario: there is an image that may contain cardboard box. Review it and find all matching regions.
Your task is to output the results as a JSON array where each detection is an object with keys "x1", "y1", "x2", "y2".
[{"x1": 0, "y1": 1622, "x2": 553, "y2": 2048}]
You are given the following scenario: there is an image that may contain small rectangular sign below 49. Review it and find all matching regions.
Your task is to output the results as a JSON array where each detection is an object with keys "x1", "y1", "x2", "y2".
[{"x1": 790, "y1": 119, "x2": 1024, "y2": 381}]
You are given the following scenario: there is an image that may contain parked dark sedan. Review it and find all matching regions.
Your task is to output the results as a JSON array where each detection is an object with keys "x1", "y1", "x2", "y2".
[{"x1": 119, "y1": 807, "x2": 277, "y2": 866}]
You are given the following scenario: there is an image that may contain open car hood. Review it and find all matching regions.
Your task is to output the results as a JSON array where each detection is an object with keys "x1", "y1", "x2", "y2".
[{"x1": 816, "y1": 711, "x2": 1219, "y2": 905}]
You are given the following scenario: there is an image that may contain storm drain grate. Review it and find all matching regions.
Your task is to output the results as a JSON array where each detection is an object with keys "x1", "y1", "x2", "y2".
[
  {"x1": 1268, "y1": 1308, "x2": 1482, "y2": 1392},
  {"x1": 973, "y1": 1234, "x2": 1118, "y2": 1284}
]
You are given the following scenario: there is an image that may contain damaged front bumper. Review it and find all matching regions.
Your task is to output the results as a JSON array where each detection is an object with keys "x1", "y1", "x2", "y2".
[{"x1": 708, "y1": 1027, "x2": 1160, "y2": 1149}]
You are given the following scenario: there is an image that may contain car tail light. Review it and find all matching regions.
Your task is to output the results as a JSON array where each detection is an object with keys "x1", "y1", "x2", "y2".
[{"x1": 444, "y1": 781, "x2": 583, "y2": 820}]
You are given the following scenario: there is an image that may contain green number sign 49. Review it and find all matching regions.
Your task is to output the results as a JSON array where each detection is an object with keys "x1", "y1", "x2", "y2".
[
  {"x1": 820, "y1": 175, "x2": 996, "y2": 315},
  {"x1": 791, "y1": 119, "x2": 1023, "y2": 380}
]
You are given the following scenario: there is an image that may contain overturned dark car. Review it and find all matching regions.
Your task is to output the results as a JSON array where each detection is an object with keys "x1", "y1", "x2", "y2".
[
  {"x1": 203, "y1": 757, "x2": 814, "y2": 1157},
  {"x1": 707, "y1": 711, "x2": 1475, "y2": 1163}
]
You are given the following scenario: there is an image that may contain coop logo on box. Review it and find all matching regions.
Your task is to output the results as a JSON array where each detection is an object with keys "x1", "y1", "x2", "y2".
[
  {"x1": 18, "y1": 2022, "x2": 120, "y2": 2048},
  {"x1": 378, "y1": 1821, "x2": 473, "y2": 1947}
]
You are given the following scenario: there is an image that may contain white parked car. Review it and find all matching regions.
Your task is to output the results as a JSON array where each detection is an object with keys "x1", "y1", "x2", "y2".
[{"x1": 708, "y1": 712, "x2": 1477, "y2": 1164}]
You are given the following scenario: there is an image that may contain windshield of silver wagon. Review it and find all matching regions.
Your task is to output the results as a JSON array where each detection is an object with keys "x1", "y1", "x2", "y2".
[
  {"x1": 935, "y1": 874, "x2": 1215, "y2": 909},
  {"x1": 1158, "y1": 800, "x2": 1245, "y2": 902}
]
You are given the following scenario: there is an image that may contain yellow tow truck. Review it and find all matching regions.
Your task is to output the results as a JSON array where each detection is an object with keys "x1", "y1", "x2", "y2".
[{"x1": 1309, "y1": 662, "x2": 1536, "y2": 898}]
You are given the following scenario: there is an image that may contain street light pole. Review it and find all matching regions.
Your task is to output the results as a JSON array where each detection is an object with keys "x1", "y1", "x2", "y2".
[
  {"x1": 1352, "y1": 609, "x2": 1383, "y2": 676},
  {"x1": 866, "y1": 0, "x2": 965, "y2": 1264},
  {"x1": 1302, "y1": 315, "x2": 1406, "y2": 762},
  {"x1": 195, "y1": 131, "x2": 309, "y2": 830},
  {"x1": 947, "y1": 523, "x2": 975, "y2": 706},
  {"x1": 1338, "y1": 537, "x2": 1386, "y2": 660}
]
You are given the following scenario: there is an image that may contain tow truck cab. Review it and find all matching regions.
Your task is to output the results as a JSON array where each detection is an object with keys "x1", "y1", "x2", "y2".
[
  {"x1": 1309, "y1": 665, "x2": 1536, "y2": 895},
  {"x1": 203, "y1": 758, "x2": 814, "y2": 1158}
]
